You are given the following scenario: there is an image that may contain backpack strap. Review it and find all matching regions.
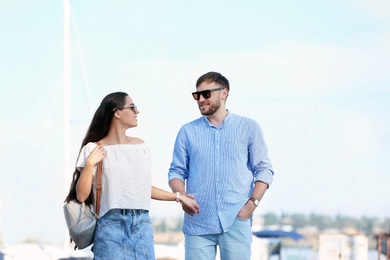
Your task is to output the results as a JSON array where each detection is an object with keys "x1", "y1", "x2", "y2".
[{"x1": 95, "y1": 142, "x2": 103, "y2": 218}]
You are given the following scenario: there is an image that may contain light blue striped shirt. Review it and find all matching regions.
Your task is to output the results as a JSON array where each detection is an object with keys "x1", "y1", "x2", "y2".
[{"x1": 168, "y1": 112, "x2": 274, "y2": 235}]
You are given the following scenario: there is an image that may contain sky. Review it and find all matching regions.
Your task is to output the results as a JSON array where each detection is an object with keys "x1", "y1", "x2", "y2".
[{"x1": 1, "y1": 0, "x2": 390, "y2": 248}]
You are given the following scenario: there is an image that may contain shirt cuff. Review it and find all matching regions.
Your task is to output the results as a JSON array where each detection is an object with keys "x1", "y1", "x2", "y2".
[{"x1": 254, "y1": 171, "x2": 274, "y2": 188}]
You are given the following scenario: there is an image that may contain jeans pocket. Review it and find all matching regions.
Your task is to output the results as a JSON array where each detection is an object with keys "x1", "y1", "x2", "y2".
[
  {"x1": 236, "y1": 216, "x2": 250, "y2": 221},
  {"x1": 140, "y1": 212, "x2": 152, "y2": 224}
]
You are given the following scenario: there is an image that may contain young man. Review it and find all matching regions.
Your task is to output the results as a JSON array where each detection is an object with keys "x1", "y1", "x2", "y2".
[{"x1": 168, "y1": 72, "x2": 274, "y2": 259}]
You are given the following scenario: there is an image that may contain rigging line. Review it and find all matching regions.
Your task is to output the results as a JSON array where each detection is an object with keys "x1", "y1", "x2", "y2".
[
  {"x1": 70, "y1": 6, "x2": 94, "y2": 116},
  {"x1": 34, "y1": 78, "x2": 64, "y2": 145},
  {"x1": 8, "y1": 0, "x2": 48, "y2": 96}
]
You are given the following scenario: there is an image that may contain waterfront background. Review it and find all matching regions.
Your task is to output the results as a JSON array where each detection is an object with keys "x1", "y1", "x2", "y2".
[
  {"x1": 271, "y1": 248, "x2": 381, "y2": 260},
  {"x1": 1, "y1": 0, "x2": 390, "y2": 253},
  {"x1": 152, "y1": 213, "x2": 390, "y2": 259}
]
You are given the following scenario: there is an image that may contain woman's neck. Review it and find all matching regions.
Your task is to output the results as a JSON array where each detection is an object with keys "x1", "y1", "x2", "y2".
[{"x1": 102, "y1": 127, "x2": 128, "y2": 145}]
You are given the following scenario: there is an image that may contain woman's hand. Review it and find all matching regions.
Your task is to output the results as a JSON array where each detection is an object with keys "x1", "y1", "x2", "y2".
[
  {"x1": 85, "y1": 145, "x2": 106, "y2": 167},
  {"x1": 179, "y1": 194, "x2": 200, "y2": 216}
]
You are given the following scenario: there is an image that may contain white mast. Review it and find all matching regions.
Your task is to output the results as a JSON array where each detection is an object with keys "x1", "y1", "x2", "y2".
[
  {"x1": 64, "y1": 0, "x2": 71, "y2": 199},
  {"x1": 63, "y1": 0, "x2": 71, "y2": 250}
]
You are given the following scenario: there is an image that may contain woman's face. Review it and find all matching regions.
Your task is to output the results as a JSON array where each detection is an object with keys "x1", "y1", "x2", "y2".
[{"x1": 116, "y1": 96, "x2": 139, "y2": 128}]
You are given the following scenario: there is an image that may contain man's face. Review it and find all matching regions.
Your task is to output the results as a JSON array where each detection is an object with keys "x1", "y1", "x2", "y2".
[{"x1": 195, "y1": 81, "x2": 224, "y2": 116}]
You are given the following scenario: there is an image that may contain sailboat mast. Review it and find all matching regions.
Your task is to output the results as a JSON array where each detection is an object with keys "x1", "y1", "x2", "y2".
[
  {"x1": 63, "y1": 0, "x2": 71, "y2": 250},
  {"x1": 64, "y1": 0, "x2": 71, "y2": 191}
]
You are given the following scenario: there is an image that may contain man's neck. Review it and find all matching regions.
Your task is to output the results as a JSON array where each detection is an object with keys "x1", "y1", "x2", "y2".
[{"x1": 207, "y1": 108, "x2": 228, "y2": 128}]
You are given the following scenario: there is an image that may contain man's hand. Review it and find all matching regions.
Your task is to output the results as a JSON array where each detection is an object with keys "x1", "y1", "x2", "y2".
[
  {"x1": 237, "y1": 200, "x2": 256, "y2": 219},
  {"x1": 181, "y1": 194, "x2": 199, "y2": 216}
]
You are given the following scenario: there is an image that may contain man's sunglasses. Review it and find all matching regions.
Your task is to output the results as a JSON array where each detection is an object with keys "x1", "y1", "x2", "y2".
[{"x1": 192, "y1": 87, "x2": 224, "y2": 101}]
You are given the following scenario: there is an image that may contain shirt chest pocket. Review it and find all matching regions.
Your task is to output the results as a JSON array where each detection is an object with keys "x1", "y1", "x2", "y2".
[{"x1": 221, "y1": 139, "x2": 248, "y2": 161}]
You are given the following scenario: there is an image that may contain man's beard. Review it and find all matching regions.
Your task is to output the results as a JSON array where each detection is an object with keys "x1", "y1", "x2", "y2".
[{"x1": 199, "y1": 99, "x2": 221, "y2": 116}]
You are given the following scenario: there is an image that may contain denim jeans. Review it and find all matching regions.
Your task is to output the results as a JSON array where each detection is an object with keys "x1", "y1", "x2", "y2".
[
  {"x1": 185, "y1": 217, "x2": 252, "y2": 260},
  {"x1": 93, "y1": 209, "x2": 155, "y2": 260}
]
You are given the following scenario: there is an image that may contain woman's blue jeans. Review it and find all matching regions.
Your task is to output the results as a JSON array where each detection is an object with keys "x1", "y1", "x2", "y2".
[{"x1": 93, "y1": 209, "x2": 155, "y2": 260}]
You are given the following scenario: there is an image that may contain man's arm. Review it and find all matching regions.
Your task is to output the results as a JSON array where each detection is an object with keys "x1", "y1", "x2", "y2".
[
  {"x1": 237, "y1": 181, "x2": 268, "y2": 219},
  {"x1": 169, "y1": 178, "x2": 186, "y2": 194},
  {"x1": 250, "y1": 181, "x2": 268, "y2": 204}
]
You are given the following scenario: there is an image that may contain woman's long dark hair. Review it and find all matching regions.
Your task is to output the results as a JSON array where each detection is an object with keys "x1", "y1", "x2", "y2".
[{"x1": 64, "y1": 92, "x2": 129, "y2": 205}]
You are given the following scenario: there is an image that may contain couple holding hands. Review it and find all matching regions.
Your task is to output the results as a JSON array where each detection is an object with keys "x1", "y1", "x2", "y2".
[{"x1": 65, "y1": 71, "x2": 274, "y2": 260}]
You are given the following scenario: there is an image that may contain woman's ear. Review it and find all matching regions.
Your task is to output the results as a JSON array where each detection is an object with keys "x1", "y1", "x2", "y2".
[{"x1": 114, "y1": 110, "x2": 121, "y2": 118}]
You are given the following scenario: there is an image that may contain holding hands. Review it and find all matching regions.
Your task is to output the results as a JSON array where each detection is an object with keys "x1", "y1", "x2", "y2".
[{"x1": 178, "y1": 194, "x2": 200, "y2": 216}]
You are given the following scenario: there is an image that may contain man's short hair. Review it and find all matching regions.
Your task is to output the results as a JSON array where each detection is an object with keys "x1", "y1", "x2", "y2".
[{"x1": 196, "y1": 72, "x2": 230, "y2": 90}]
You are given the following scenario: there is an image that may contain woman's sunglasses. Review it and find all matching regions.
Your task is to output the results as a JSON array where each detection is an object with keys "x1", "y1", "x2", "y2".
[
  {"x1": 119, "y1": 105, "x2": 138, "y2": 113},
  {"x1": 192, "y1": 87, "x2": 224, "y2": 101}
]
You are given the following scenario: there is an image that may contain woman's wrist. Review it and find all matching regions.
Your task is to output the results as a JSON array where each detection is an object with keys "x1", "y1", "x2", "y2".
[{"x1": 175, "y1": 192, "x2": 180, "y2": 203}]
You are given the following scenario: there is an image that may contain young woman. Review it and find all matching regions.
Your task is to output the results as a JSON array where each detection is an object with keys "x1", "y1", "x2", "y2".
[{"x1": 65, "y1": 92, "x2": 200, "y2": 259}]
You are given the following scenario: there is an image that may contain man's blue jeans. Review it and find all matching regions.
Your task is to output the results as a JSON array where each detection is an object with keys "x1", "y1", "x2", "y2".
[{"x1": 185, "y1": 217, "x2": 252, "y2": 260}]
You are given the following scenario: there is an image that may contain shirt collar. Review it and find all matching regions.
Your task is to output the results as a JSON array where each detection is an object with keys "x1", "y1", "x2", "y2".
[{"x1": 202, "y1": 110, "x2": 231, "y2": 129}]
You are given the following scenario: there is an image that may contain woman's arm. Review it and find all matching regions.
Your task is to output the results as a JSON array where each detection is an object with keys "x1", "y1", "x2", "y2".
[
  {"x1": 76, "y1": 164, "x2": 94, "y2": 202},
  {"x1": 151, "y1": 186, "x2": 200, "y2": 215},
  {"x1": 76, "y1": 145, "x2": 105, "y2": 202}
]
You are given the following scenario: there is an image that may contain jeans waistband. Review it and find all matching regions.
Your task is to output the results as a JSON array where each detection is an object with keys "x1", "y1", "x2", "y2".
[{"x1": 110, "y1": 209, "x2": 148, "y2": 215}]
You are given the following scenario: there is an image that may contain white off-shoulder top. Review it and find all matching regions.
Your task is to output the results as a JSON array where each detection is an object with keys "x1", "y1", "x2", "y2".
[{"x1": 76, "y1": 142, "x2": 152, "y2": 218}]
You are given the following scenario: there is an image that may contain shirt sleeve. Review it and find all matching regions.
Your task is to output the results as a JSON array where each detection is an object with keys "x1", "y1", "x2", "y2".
[
  {"x1": 249, "y1": 121, "x2": 274, "y2": 187},
  {"x1": 168, "y1": 126, "x2": 189, "y2": 183},
  {"x1": 75, "y1": 142, "x2": 98, "y2": 176}
]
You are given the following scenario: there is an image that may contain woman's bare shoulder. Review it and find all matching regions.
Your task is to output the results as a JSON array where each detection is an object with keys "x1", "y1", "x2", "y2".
[{"x1": 127, "y1": 136, "x2": 144, "y2": 144}]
